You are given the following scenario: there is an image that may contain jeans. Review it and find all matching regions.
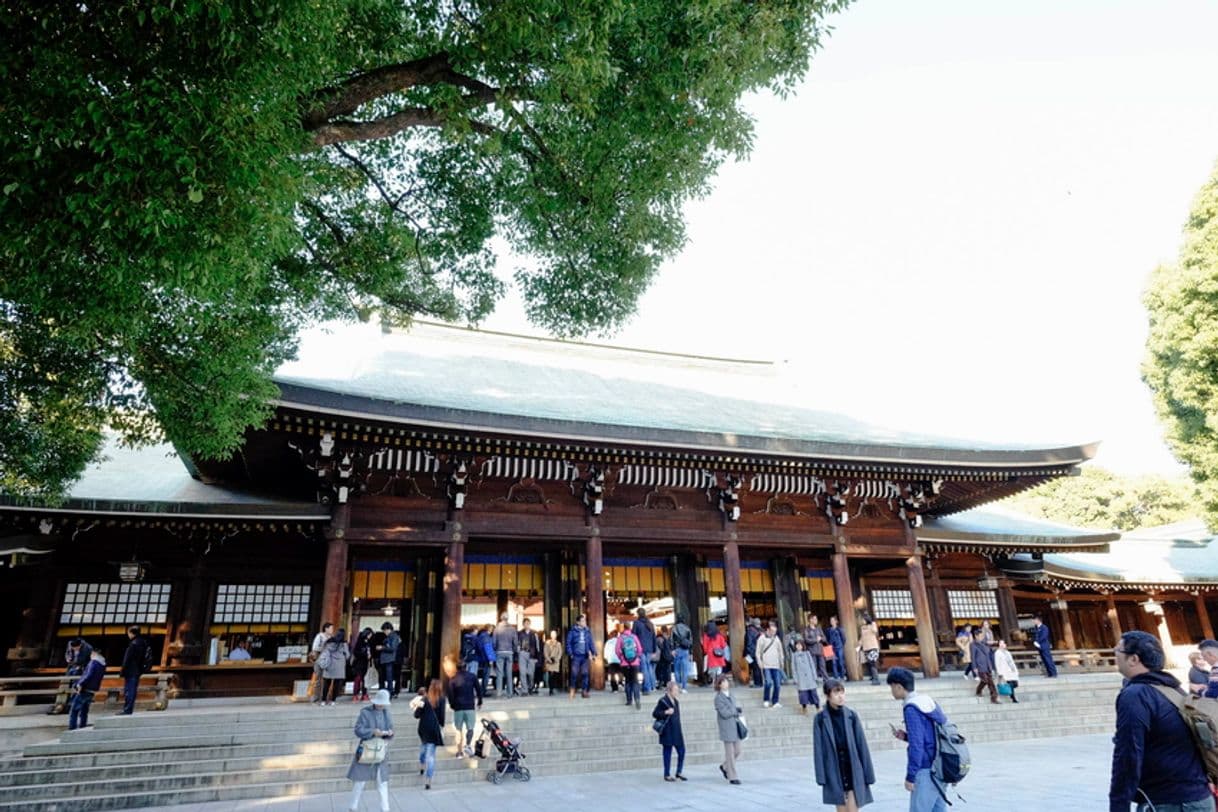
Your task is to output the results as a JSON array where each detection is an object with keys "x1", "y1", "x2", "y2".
[
  {"x1": 465, "y1": 659, "x2": 479, "y2": 675},
  {"x1": 496, "y1": 652, "x2": 514, "y2": 696},
  {"x1": 763, "y1": 667, "x2": 782, "y2": 704},
  {"x1": 377, "y1": 661, "x2": 397, "y2": 696},
  {"x1": 910, "y1": 768, "x2": 947, "y2": 812},
  {"x1": 662, "y1": 744, "x2": 686, "y2": 777},
  {"x1": 570, "y1": 656, "x2": 590, "y2": 692},
  {"x1": 642, "y1": 657, "x2": 656, "y2": 692},
  {"x1": 518, "y1": 652, "x2": 535, "y2": 694},
  {"x1": 828, "y1": 655, "x2": 846, "y2": 679},
  {"x1": 478, "y1": 661, "x2": 492, "y2": 694},
  {"x1": 419, "y1": 742, "x2": 437, "y2": 779},
  {"x1": 1137, "y1": 800, "x2": 1215, "y2": 812},
  {"x1": 68, "y1": 690, "x2": 94, "y2": 729},
  {"x1": 623, "y1": 664, "x2": 640, "y2": 705},
  {"x1": 122, "y1": 675, "x2": 139, "y2": 714},
  {"x1": 453, "y1": 709, "x2": 476, "y2": 746},
  {"x1": 673, "y1": 648, "x2": 691, "y2": 690}
]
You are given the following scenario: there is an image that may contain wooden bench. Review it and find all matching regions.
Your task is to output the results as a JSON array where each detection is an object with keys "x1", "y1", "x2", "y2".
[
  {"x1": 0, "y1": 672, "x2": 175, "y2": 714},
  {"x1": 1010, "y1": 648, "x2": 1116, "y2": 674}
]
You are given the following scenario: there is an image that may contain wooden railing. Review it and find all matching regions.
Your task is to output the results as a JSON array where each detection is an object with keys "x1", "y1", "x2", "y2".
[{"x1": 0, "y1": 672, "x2": 175, "y2": 713}]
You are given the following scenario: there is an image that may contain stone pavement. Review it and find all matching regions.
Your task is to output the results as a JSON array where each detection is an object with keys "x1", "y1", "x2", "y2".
[{"x1": 141, "y1": 731, "x2": 1113, "y2": 812}]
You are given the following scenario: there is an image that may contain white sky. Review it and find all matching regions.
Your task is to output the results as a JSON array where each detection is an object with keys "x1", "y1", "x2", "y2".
[{"x1": 473, "y1": 0, "x2": 1218, "y2": 476}]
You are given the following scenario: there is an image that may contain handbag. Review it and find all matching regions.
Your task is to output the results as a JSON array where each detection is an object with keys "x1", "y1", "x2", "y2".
[
  {"x1": 997, "y1": 682, "x2": 1013, "y2": 696},
  {"x1": 822, "y1": 644, "x2": 835, "y2": 660},
  {"x1": 652, "y1": 717, "x2": 669, "y2": 734},
  {"x1": 356, "y1": 737, "x2": 387, "y2": 764},
  {"x1": 649, "y1": 650, "x2": 661, "y2": 663},
  {"x1": 712, "y1": 647, "x2": 725, "y2": 658},
  {"x1": 736, "y1": 720, "x2": 749, "y2": 740}
]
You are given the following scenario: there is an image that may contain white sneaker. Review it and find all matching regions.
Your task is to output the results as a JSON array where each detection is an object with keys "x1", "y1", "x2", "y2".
[
  {"x1": 681, "y1": 689, "x2": 688, "y2": 694},
  {"x1": 772, "y1": 703, "x2": 782, "y2": 709},
  {"x1": 763, "y1": 701, "x2": 771, "y2": 708}
]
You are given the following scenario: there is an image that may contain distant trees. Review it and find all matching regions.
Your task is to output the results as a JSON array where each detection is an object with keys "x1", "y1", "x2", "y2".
[{"x1": 1003, "y1": 466, "x2": 1198, "y2": 531}]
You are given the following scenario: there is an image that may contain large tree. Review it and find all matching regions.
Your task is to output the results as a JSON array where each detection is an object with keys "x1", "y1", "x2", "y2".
[
  {"x1": 1002, "y1": 466, "x2": 1198, "y2": 532},
  {"x1": 1144, "y1": 160, "x2": 1218, "y2": 530},
  {"x1": 0, "y1": 0, "x2": 849, "y2": 495}
]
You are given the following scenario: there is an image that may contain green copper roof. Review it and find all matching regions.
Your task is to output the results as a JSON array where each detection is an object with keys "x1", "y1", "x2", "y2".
[
  {"x1": 1041, "y1": 519, "x2": 1218, "y2": 586},
  {"x1": 918, "y1": 507, "x2": 1118, "y2": 549},
  {"x1": 274, "y1": 322, "x2": 1097, "y2": 469},
  {"x1": 0, "y1": 439, "x2": 329, "y2": 519}
]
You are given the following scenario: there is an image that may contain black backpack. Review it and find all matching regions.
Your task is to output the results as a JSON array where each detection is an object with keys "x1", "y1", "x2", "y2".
[{"x1": 927, "y1": 712, "x2": 971, "y2": 805}]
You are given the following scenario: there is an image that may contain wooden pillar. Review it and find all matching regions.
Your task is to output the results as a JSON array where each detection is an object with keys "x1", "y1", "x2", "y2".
[
  {"x1": 927, "y1": 562, "x2": 953, "y2": 642},
  {"x1": 906, "y1": 555, "x2": 940, "y2": 678},
  {"x1": 1106, "y1": 593, "x2": 1123, "y2": 645},
  {"x1": 1057, "y1": 600, "x2": 1077, "y2": 650},
  {"x1": 1196, "y1": 593, "x2": 1216, "y2": 641},
  {"x1": 440, "y1": 527, "x2": 465, "y2": 680},
  {"x1": 1148, "y1": 599, "x2": 1177, "y2": 668},
  {"x1": 771, "y1": 556, "x2": 804, "y2": 638},
  {"x1": 723, "y1": 536, "x2": 748, "y2": 685},
  {"x1": 996, "y1": 583, "x2": 1020, "y2": 644},
  {"x1": 320, "y1": 505, "x2": 350, "y2": 632},
  {"x1": 585, "y1": 529, "x2": 606, "y2": 690},
  {"x1": 832, "y1": 552, "x2": 862, "y2": 681}
]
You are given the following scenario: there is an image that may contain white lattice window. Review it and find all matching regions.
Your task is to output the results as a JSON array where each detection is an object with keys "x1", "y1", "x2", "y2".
[
  {"x1": 947, "y1": 590, "x2": 999, "y2": 621},
  {"x1": 214, "y1": 584, "x2": 311, "y2": 624},
  {"x1": 60, "y1": 583, "x2": 170, "y2": 626},
  {"x1": 871, "y1": 589, "x2": 915, "y2": 620}
]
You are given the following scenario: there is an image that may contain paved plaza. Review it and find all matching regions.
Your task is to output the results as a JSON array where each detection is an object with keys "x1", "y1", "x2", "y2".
[{"x1": 138, "y1": 731, "x2": 1113, "y2": 812}]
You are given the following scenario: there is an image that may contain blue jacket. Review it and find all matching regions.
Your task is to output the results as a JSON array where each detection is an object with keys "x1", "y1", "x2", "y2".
[
  {"x1": 477, "y1": 631, "x2": 495, "y2": 665},
  {"x1": 827, "y1": 625, "x2": 846, "y2": 654},
  {"x1": 1033, "y1": 623, "x2": 1052, "y2": 652},
  {"x1": 632, "y1": 618, "x2": 657, "y2": 654},
  {"x1": 77, "y1": 657, "x2": 106, "y2": 693},
  {"x1": 969, "y1": 640, "x2": 994, "y2": 673},
  {"x1": 1109, "y1": 670, "x2": 1211, "y2": 811},
  {"x1": 566, "y1": 625, "x2": 596, "y2": 659},
  {"x1": 902, "y1": 693, "x2": 947, "y2": 783}
]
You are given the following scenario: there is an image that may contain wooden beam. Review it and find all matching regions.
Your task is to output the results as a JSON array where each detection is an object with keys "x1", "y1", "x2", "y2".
[
  {"x1": 906, "y1": 555, "x2": 940, "y2": 678},
  {"x1": 1196, "y1": 593, "x2": 1216, "y2": 641},
  {"x1": 723, "y1": 536, "x2": 748, "y2": 685},
  {"x1": 320, "y1": 505, "x2": 349, "y2": 630},
  {"x1": 585, "y1": 528, "x2": 606, "y2": 690},
  {"x1": 439, "y1": 527, "x2": 464, "y2": 682},
  {"x1": 1106, "y1": 593, "x2": 1122, "y2": 645}
]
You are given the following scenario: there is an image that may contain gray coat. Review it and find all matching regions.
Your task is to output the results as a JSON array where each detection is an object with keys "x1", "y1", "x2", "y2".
[
  {"x1": 714, "y1": 690, "x2": 744, "y2": 742},
  {"x1": 813, "y1": 705, "x2": 875, "y2": 807},
  {"x1": 347, "y1": 705, "x2": 394, "y2": 782},
  {"x1": 792, "y1": 649, "x2": 818, "y2": 691},
  {"x1": 493, "y1": 622, "x2": 518, "y2": 653},
  {"x1": 322, "y1": 641, "x2": 350, "y2": 680}
]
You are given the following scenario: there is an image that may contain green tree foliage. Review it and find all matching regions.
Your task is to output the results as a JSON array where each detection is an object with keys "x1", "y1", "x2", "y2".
[
  {"x1": 1144, "y1": 160, "x2": 1218, "y2": 529},
  {"x1": 0, "y1": 0, "x2": 850, "y2": 495},
  {"x1": 1003, "y1": 466, "x2": 1199, "y2": 532}
]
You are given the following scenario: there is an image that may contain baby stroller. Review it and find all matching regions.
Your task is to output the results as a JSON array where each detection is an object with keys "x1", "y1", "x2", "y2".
[{"x1": 474, "y1": 718, "x2": 530, "y2": 784}]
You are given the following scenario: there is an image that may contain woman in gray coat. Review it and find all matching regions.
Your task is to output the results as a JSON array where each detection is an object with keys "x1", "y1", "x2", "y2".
[
  {"x1": 812, "y1": 679, "x2": 875, "y2": 811},
  {"x1": 347, "y1": 689, "x2": 394, "y2": 811},
  {"x1": 321, "y1": 629, "x2": 351, "y2": 705},
  {"x1": 713, "y1": 673, "x2": 744, "y2": 784},
  {"x1": 791, "y1": 639, "x2": 821, "y2": 713}
]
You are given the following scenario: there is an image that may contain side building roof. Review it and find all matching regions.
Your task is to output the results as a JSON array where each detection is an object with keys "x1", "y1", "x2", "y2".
[{"x1": 918, "y1": 507, "x2": 1118, "y2": 554}]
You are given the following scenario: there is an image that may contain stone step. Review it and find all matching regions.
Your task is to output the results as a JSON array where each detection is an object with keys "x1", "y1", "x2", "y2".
[{"x1": 0, "y1": 721, "x2": 1120, "y2": 808}]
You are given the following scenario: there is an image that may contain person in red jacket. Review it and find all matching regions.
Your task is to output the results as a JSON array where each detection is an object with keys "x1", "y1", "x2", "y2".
[{"x1": 702, "y1": 621, "x2": 728, "y2": 685}]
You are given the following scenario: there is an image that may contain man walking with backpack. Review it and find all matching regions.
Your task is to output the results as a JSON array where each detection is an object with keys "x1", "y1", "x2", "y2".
[
  {"x1": 887, "y1": 667, "x2": 949, "y2": 812},
  {"x1": 1109, "y1": 630, "x2": 1212, "y2": 812},
  {"x1": 671, "y1": 614, "x2": 694, "y2": 693}
]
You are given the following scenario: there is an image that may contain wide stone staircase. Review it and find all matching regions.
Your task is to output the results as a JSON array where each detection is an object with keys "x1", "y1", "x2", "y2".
[{"x1": 0, "y1": 673, "x2": 1121, "y2": 811}]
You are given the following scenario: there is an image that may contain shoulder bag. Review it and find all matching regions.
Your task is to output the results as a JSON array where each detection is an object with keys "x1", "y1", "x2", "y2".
[
  {"x1": 357, "y1": 737, "x2": 387, "y2": 764},
  {"x1": 653, "y1": 697, "x2": 673, "y2": 734},
  {"x1": 736, "y1": 719, "x2": 749, "y2": 740}
]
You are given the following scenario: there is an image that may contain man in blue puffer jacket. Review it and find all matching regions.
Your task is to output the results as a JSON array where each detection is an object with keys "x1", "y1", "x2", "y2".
[
  {"x1": 888, "y1": 667, "x2": 949, "y2": 812},
  {"x1": 1109, "y1": 630, "x2": 1211, "y2": 812}
]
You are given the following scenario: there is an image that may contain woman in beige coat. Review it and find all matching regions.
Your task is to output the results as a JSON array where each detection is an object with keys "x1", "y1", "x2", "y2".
[
  {"x1": 857, "y1": 615, "x2": 880, "y2": 685},
  {"x1": 543, "y1": 630, "x2": 563, "y2": 696}
]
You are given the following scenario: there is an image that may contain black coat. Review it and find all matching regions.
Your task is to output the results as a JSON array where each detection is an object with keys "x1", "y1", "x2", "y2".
[
  {"x1": 121, "y1": 636, "x2": 149, "y2": 678},
  {"x1": 813, "y1": 705, "x2": 875, "y2": 807},
  {"x1": 415, "y1": 698, "x2": 447, "y2": 745},
  {"x1": 652, "y1": 694, "x2": 684, "y2": 748}
]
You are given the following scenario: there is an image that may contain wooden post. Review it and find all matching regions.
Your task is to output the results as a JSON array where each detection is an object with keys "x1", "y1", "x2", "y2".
[
  {"x1": 1058, "y1": 601, "x2": 1077, "y2": 650},
  {"x1": 1106, "y1": 593, "x2": 1123, "y2": 645},
  {"x1": 440, "y1": 527, "x2": 465, "y2": 680},
  {"x1": 906, "y1": 555, "x2": 940, "y2": 678},
  {"x1": 723, "y1": 536, "x2": 748, "y2": 685},
  {"x1": 585, "y1": 529, "x2": 606, "y2": 690},
  {"x1": 832, "y1": 552, "x2": 862, "y2": 681},
  {"x1": 997, "y1": 583, "x2": 1020, "y2": 644},
  {"x1": 320, "y1": 504, "x2": 350, "y2": 632},
  {"x1": 1196, "y1": 593, "x2": 1216, "y2": 641},
  {"x1": 1148, "y1": 600, "x2": 1177, "y2": 668}
]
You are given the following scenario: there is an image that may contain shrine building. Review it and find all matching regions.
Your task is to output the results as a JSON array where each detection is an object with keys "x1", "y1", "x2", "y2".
[{"x1": 2, "y1": 322, "x2": 1207, "y2": 694}]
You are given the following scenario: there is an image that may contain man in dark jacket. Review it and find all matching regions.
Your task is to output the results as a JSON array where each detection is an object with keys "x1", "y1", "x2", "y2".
[
  {"x1": 745, "y1": 618, "x2": 763, "y2": 687},
  {"x1": 565, "y1": 614, "x2": 596, "y2": 698},
  {"x1": 476, "y1": 625, "x2": 495, "y2": 695},
  {"x1": 804, "y1": 616, "x2": 828, "y2": 682},
  {"x1": 119, "y1": 626, "x2": 149, "y2": 715},
  {"x1": 671, "y1": 614, "x2": 694, "y2": 692},
  {"x1": 632, "y1": 608, "x2": 658, "y2": 693},
  {"x1": 448, "y1": 660, "x2": 480, "y2": 754},
  {"x1": 69, "y1": 649, "x2": 106, "y2": 729},
  {"x1": 827, "y1": 616, "x2": 847, "y2": 680},
  {"x1": 376, "y1": 622, "x2": 400, "y2": 697},
  {"x1": 1031, "y1": 614, "x2": 1057, "y2": 677},
  {"x1": 1109, "y1": 630, "x2": 1212, "y2": 812},
  {"x1": 65, "y1": 637, "x2": 93, "y2": 678},
  {"x1": 969, "y1": 629, "x2": 998, "y2": 704},
  {"x1": 888, "y1": 666, "x2": 949, "y2": 812},
  {"x1": 517, "y1": 618, "x2": 541, "y2": 695}
]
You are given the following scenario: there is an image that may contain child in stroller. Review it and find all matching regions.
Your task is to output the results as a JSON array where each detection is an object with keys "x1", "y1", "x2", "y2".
[{"x1": 474, "y1": 718, "x2": 530, "y2": 783}]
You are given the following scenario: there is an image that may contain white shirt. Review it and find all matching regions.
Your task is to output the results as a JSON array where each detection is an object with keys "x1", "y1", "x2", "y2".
[
  {"x1": 311, "y1": 632, "x2": 328, "y2": 653},
  {"x1": 603, "y1": 638, "x2": 620, "y2": 665}
]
